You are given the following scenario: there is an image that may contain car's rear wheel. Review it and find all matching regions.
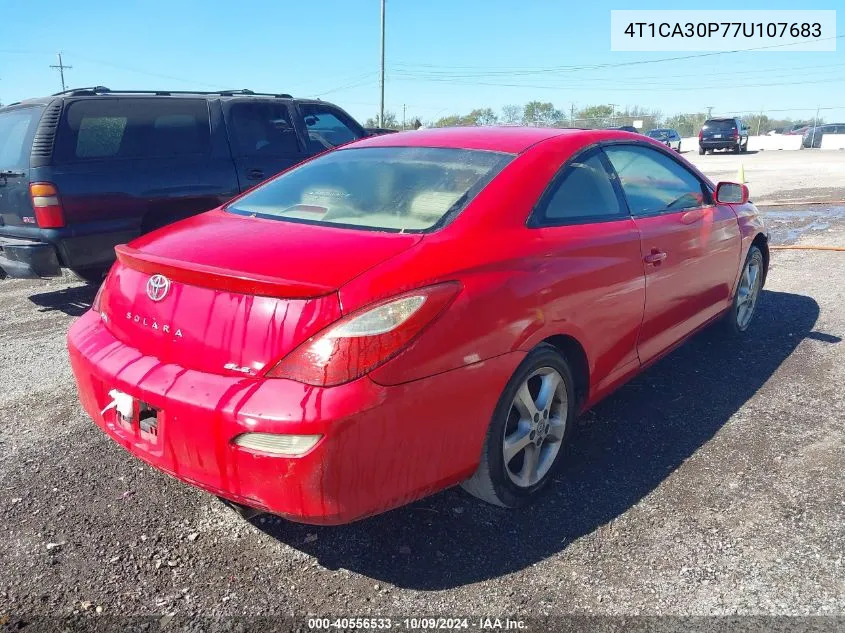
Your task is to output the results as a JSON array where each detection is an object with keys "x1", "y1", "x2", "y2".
[
  {"x1": 724, "y1": 245, "x2": 764, "y2": 334},
  {"x1": 699, "y1": 145, "x2": 705, "y2": 155},
  {"x1": 461, "y1": 344, "x2": 575, "y2": 508},
  {"x1": 676, "y1": 141, "x2": 682, "y2": 153}
]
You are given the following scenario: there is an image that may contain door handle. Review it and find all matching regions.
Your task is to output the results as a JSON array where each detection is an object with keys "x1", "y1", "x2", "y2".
[
  {"x1": 644, "y1": 248, "x2": 667, "y2": 265},
  {"x1": 246, "y1": 168, "x2": 265, "y2": 181}
]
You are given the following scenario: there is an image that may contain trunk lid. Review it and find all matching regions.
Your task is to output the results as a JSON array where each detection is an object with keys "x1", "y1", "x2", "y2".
[
  {"x1": 98, "y1": 209, "x2": 422, "y2": 375},
  {"x1": 0, "y1": 105, "x2": 44, "y2": 229}
]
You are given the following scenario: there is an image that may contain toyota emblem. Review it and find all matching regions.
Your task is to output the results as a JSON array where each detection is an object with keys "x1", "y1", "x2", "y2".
[{"x1": 146, "y1": 274, "x2": 171, "y2": 302}]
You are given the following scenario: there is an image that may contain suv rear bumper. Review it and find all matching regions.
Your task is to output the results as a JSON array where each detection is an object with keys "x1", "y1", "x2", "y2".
[
  {"x1": 0, "y1": 227, "x2": 138, "y2": 278},
  {"x1": 700, "y1": 139, "x2": 743, "y2": 150},
  {"x1": 0, "y1": 236, "x2": 62, "y2": 279}
]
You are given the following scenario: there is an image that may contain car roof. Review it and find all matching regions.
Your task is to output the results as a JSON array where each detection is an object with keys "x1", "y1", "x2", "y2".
[
  {"x1": 348, "y1": 126, "x2": 591, "y2": 153},
  {"x1": 0, "y1": 88, "x2": 305, "y2": 109}
]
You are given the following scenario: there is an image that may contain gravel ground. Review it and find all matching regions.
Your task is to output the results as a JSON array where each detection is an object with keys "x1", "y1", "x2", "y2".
[
  {"x1": 1, "y1": 211, "x2": 844, "y2": 628},
  {"x1": 684, "y1": 149, "x2": 845, "y2": 206}
]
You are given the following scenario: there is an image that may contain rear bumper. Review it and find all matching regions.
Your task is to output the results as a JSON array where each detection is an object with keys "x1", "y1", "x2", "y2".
[
  {"x1": 700, "y1": 139, "x2": 743, "y2": 150},
  {"x1": 0, "y1": 226, "x2": 138, "y2": 277},
  {"x1": 67, "y1": 310, "x2": 521, "y2": 524},
  {"x1": 0, "y1": 236, "x2": 61, "y2": 278}
]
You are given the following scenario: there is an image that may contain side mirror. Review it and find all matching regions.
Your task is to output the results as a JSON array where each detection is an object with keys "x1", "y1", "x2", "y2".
[{"x1": 715, "y1": 182, "x2": 749, "y2": 205}]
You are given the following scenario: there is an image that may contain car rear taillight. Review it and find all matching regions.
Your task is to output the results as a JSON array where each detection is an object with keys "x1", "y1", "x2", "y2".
[
  {"x1": 734, "y1": 129, "x2": 739, "y2": 139},
  {"x1": 698, "y1": 130, "x2": 703, "y2": 140},
  {"x1": 30, "y1": 183, "x2": 65, "y2": 228},
  {"x1": 266, "y1": 282, "x2": 461, "y2": 386}
]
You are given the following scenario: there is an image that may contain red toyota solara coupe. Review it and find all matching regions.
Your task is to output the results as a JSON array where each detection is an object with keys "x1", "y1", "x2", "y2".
[{"x1": 68, "y1": 127, "x2": 768, "y2": 525}]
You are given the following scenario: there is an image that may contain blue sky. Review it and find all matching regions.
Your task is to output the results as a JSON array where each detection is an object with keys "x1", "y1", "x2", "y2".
[{"x1": 1, "y1": 0, "x2": 843, "y2": 124}]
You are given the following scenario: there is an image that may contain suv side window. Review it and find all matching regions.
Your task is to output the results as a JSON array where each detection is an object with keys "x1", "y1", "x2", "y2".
[
  {"x1": 56, "y1": 98, "x2": 211, "y2": 161},
  {"x1": 533, "y1": 148, "x2": 626, "y2": 225},
  {"x1": 604, "y1": 144, "x2": 709, "y2": 216},
  {"x1": 299, "y1": 104, "x2": 363, "y2": 151},
  {"x1": 228, "y1": 102, "x2": 301, "y2": 156}
]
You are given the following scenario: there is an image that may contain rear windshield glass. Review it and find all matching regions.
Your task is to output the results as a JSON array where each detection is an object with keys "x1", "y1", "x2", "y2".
[
  {"x1": 703, "y1": 120, "x2": 737, "y2": 132},
  {"x1": 0, "y1": 106, "x2": 44, "y2": 171},
  {"x1": 646, "y1": 129, "x2": 670, "y2": 138},
  {"x1": 226, "y1": 146, "x2": 513, "y2": 232}
]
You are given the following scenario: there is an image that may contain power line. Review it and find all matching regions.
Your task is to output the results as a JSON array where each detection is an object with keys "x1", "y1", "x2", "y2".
[{"x1": 390, "y1": 34, "x2": 845, "y2": 78}]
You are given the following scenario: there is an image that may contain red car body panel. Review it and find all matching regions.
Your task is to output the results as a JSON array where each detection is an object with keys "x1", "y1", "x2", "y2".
[
  {"x1": 69, "y1": 309, "x2": 521, "y2": 524},
  {"x1": 67, "y1": 127, "x2": 768, "y2": 524}
]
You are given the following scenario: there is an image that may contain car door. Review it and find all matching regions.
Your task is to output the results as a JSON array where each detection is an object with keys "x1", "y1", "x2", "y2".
[
  {"x1": 528, "y1": 147, "x2": 646, "y2": 394},
  {"x1": 223, "y1": 99, "x2": 307, "y2": 190},
  {"x1": 139, "y1": 98, "x2": 240, "y2": 228},
  {"x1": 604, "y1": 143, "x2": 741, "y2": 364}
]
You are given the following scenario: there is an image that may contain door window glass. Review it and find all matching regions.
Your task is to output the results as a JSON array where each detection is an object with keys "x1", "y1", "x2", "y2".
[
  {"x1": 605, "y1": 145, "x2": 708, "y2": 215},
  {"x1": 229, "y1": 102, "x2": 301, "y2": 156},
  {"x1": 299, "y1": 104, "x2": 363, "y2": 151}
]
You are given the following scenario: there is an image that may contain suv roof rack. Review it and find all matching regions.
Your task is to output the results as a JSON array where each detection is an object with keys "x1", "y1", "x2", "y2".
[{"x1": 52, "y1": 87, "x2": 294, "y2": 98}]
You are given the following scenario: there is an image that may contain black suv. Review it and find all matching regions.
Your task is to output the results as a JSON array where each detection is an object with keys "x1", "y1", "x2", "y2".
[
  {"x1": 0, "y1": 87, "x2": 367, "y2": 280},
  {"x1": 698, "y1": 117, "x2": 749, "y2": 154}
]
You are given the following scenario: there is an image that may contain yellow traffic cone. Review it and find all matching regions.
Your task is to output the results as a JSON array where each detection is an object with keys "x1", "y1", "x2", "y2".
[{"x1": 737, "y1": 164, "x2": 746, "y2": 184}]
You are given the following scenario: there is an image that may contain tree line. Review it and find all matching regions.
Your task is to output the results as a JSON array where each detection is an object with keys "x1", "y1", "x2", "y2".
[{"x1": 366, "y1": 104, "x2": 819, "y2": 137}]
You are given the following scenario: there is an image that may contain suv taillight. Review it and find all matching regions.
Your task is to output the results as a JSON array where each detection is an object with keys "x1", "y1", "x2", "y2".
[
  {"x1": 698, "y1": 130, "x2": 703, "y2": 140},
  {"x1": 30, "y1": 183, "x2": 65, "y2": 228},
  {"x1": 734, "y1": 129, "x2": 739, "y2": 139}
]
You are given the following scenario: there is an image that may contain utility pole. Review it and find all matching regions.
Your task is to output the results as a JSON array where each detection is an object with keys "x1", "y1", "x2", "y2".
[
  {"x1": 706, "y1": 105, "x2": 713, "y2": 119},
  {"x1": 379, "y1": 0, "x2": 385, "y2": 127},
  {"x1": 570, "y1": 103, "x2": 575, "y2": 128},
  {"x1": 810, "y1": 105, "x2": 820, "y2": 147},
  {"x1": 756, "y1": 106, "x2": 764, "y2": 136},
  {"x1": 402, "y1": 104, "x2": 406, "y2": 130},
  {"x1": 609, "y1": 104, "x2": 617, "y2": 127},
  {"x1": 50, "y1": 52, "x2": 72, "y2": 92}
]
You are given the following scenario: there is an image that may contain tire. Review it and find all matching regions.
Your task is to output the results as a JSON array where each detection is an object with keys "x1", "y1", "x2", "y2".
[
  {"x1": 698, "y1": 145, "x2": 705, "y2": 155},
  {"x1": 676, "y1": 141, "x2": 682, "y2": 153},
  {"x1": 461, "y1": 344, "x2": 576, "y2": 508},
  {"x1": 71, "y1": 266, "x2": 108, "y2": 284},
  {"x1": 740, "y1": 140, "x2": 748, "y2": 153},
  {"x1": 724, "y1": 245, "x2": 764, "y2": 335}
]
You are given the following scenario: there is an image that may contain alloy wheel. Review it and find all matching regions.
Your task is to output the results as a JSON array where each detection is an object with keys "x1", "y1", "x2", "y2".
[
  {"x1": 502, "y1": 367, "x2": 568, "y2": 488},
  {"x1": 736, "y1": 257, "x2": 762, "y2": 329}
]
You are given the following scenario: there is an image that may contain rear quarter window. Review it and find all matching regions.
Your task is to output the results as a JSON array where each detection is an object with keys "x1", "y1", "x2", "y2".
[{"x1": 55, "y1": 98, "x2": 211, "y2": 162}]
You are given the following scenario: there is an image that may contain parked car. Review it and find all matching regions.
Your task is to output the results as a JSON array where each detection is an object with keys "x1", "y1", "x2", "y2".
[
  {"x1": 801, "y1": 123, "x2": 845, "y2": 148},
  {"x1": 785, "y1": 123, "x2": 812, "y2": 135},
  {"x1": 608, "y1": 125, "x2": 639, "y2": 133},
  {"x1": 0, "y1": 87, "x2": 366, "y2": 281},
  {"x1": 645, "y1": 128, "x2": 682, "y2": 152},
  {"x1": 698, "y1": 117, "x2": 749, "y2": 154},
  {"x1": 68, "y1": 127, "x2": 769, "y2": 525}
]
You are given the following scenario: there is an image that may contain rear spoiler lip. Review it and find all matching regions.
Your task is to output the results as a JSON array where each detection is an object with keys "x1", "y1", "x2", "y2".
[{"x1": 114, "y1": 244, "x2": 336, "y2": 299}]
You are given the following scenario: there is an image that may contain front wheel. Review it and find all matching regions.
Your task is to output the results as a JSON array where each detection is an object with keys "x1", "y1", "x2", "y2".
[
  {"x1": 461, "y1": 344, "x2": 576, "y2": 508},
  {"x1": 724, "y1": 245, "x2": 764, "y2": 334},
  {"x1": 676, "y1": 141, "x2": 682, "y2": 153}
]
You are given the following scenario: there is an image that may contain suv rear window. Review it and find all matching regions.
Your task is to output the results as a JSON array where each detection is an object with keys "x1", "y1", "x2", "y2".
[
  {"x1": 227, "y1": 146, "x2": 513, "y2": 232},
  {"x1": 703, "y1": 120, "x2": 737, "y2": 132},
  {"x1": 55, "y1": 98, "x2": 211, "y2": 162},
  {"x1": 0, "y1": 106, "x2": 44, "y2": 170}
]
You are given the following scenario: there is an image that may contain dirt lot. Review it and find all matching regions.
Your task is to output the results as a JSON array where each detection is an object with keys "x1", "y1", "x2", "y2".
[
  {"x1": 685, "y1": 149, "x2": 845, "y2": 206},
  {"x1": 1, "y1": 211, "x2": 844, "y2": 627}
]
